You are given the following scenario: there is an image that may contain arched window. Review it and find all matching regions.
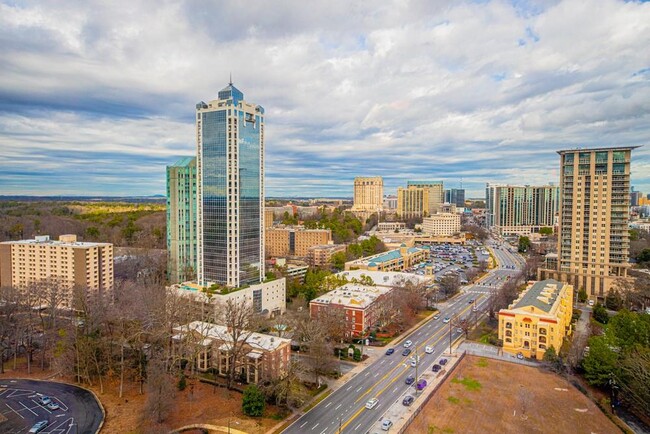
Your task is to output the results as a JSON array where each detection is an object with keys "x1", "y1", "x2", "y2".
[
  {"x1": 505, "y1": 330, "x2": 512, "y2": 337},
  {"x1": 505, "y1": 338, "x2": 512, "y2": 343},
  {"x1": 539, "y1": 328, "x2": 547, "y2": 335},
  {"x1": 539, "y1": 336, "x2": 547, "y2": 344},
  {"x1": 505, "y1": 323, "x2": 512, "y2": 329},
  {"x1": 523, "y1": 341, "x2": 530, "y2": 349},
  {"x1": 539, "y1": 344, "x2": 546, "y2": 350}
]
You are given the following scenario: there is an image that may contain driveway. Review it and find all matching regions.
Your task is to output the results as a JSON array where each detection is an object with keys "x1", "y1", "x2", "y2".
[{"x1": 0, "y1": 379, "x2": 103, "y2": 434}]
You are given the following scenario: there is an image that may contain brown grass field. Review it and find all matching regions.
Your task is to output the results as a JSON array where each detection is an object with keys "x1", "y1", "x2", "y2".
[{"x1": 406, "y1": 355, "x2": 620, "y2": 434}]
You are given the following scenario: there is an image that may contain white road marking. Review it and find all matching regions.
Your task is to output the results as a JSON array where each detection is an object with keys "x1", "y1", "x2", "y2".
[
  {"x1": 346, "y1": 385, "x2": 352, "y2": 391},
  {"x1": 335, "y1": 404, "x2": 341, "y2": 410},
  {"x1": 355, "y1": 423, "x2": 362, "y2": 430},
  {"x1": 325, "y1": 402, "x2": 332, "y2": 408},
  {"x1": 320, "y1": 429, "x2": 327, "y2": 434},
  {"x1": 300, "y1": 421, "x2": 308, "y2": 428},
  {"x1": 374, "y1": 373, "x2": 379, "y2": 378},
  {"x1": 364, "y1": 372, "x2": 369, "y2": 376},
  {"x1": 311, "y1": 422, "x2": 319, "y2": 430},
  {"x1": 20, "y1": 401, "x2": 38, "y2": 416},
  {"x1": 5, "y1": 403, "x2": 24, "y2": 419},
  {"x1": 356, "y1": 386, "x2": 362, "y2": 392}
]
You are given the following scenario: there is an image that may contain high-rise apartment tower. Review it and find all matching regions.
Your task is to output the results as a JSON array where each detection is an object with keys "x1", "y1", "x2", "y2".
[
  {"x1": 196, "y1": 83, "x2": 265, "y2": 288},
  {"x1": 167, "y1": 157, "x2": 197, "y2": 284},
  {"x1": 485, "y1": 184, "x2": 559, "y2": 235},
  {"x1": 539, "y1": 146, "x2": 638, "y2": 298},
  {"x1": 351, "y1": 177, "x2": 383, "y2": 222}
]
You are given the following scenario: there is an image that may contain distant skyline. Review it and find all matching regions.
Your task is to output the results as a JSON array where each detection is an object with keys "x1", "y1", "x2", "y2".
[{"x1": 1, "y1": 0, "x2": 649, "y2": 198}]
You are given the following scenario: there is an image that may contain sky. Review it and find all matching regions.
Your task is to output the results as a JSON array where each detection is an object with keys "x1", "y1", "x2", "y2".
[{"x1": 1, "y1": 0, "x2": 649, "y2": 198}]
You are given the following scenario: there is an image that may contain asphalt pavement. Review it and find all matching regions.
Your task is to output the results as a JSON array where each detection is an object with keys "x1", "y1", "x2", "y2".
[
  {"x1": 283, "y1": 244, "x2": 522, "y2": 434},
  {"x1": 0, "y1": 379, "x2": 103, "y2": 434}
]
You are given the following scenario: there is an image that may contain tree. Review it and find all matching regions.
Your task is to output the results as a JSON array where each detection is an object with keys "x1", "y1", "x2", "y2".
[
  {"x1": 539, "y1": 227, "x2": 553, "y2": 236},
  {"x1": 605, "y1": 289, "x2": 623, "y2": 311},
  {"x1": 242, "y1": 384, "x2": 266, "y2": 416},
  {"x1": 542, "y1": 345, "x2": 563, "y2": 373},
  {"x1": 330, "y1": 251, "x2": 347, "y2": 271},
  {"x1": 439, "y1": 274, "x2": 460, "y2": 298},
  {"x1": 592, "y1": 303, "x2": 609, "y2": 324},
  {"x1": 619, "y1": 345, "x2": 650, "y2": 417},
  {"x1": 143, "y1": 352, "x2": 175, "y2": 424},
  {"x1": 578, "y1": 289, "x2": 588, "y2": 303},
  {"x1": 518, "y1": 236, "x2": 531, "y2": 253}
]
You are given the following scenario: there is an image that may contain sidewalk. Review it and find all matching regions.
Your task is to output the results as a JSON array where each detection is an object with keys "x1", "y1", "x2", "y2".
[{"x1": 459, "y1": 342, "x2": 539, "y2": 367}]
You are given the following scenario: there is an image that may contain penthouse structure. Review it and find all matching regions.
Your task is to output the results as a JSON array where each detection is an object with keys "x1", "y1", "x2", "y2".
[
  {"x1": 538, "y1": 146, "x2": 637, "y2": 298},
  {"x1": 485, "y1": 183, "x2": 559, "y2": 235},
  {"x1": 0, "y1": 235, "x2": 113, "y2": 308},
  {"x1": 498, "y1": 279, "x2": 573, "y2": 359},
  {"x1": 172, "y1": 321, "x2": 291, "y2": 383}
]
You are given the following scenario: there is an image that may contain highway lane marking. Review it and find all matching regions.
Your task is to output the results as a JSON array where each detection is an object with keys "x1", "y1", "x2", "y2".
[
  {"x1": 374, "y1": 373, "x2": 379, "y2": 378},
  {"x1": 346, "y1": 385, "x2": 352, "y2": 391},
  {"x1": 325, "y1": 402, "x2": 332, "y2": 408},
  {"x1": 320, "y1": 429, "x2": 327, "y2": 434},
  {"x1": 300, "y1": 421, "x2": 308, "y2": 428},
  {"x1": 355, "y1": 423, "x2": 362, "y2": 430},
  {"x1": 364, "y1": 372, "x2": 369, "y2": 376},
  {"x1": 335, "y1": 404, "x2": 341, "y2": 410},
  {"x1": 356, "y1": 386, "x2": 362, "y2": 392},
  {"x1": 5, "y1": 403, "x2": 24, "y2": 419},
  {"x1": 311, "y1": 422, "x2": 319, "y2": 430}
]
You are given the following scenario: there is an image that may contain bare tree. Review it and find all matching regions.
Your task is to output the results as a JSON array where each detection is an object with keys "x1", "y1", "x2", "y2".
[
  {"x1": 143, "y1": 350, "x2": 175, "y2": 424},
  {"x1": 0, "y1": 286, "x2": 20, "y2": 374}
]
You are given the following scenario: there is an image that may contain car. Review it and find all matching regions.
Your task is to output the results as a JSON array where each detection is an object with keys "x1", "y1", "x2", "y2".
[
  {"x1": 456, "y1": 327, "x2": 463, "y2": 333},
  {"x1": 517, "y1": 352, "x2": 524, "y2": 360},
  {"x1": 468, "y1": 299, "x2": 474, "y2": 304},
  {"x1": 425, "y1": 346, "x2": 434, "y2": 354},
  {"x1": 37, "y1": 395, "x2": 52, "y2": 405},
  {"x1": 433, "y1": 314, "x2": 440, "y2": 320},
  {"x1": 416, "y1": 379, "x2": 428, "y2": 390},
  {"x1": 29, "y1": 421, "x2": 49, "y2": 434},
  {"x1": 381, "y1": 419, "x2": 393, "y2": 431},
  {"x1": 365, "y1": 398, "x2": 379, "y2": 409},
  {"x1": 405, "y1": 374, "x2": 415, "y2": 385},
  {"x1": 472, "y1": 307, "x2": 478, "y2": 312},
  {"x1": 403, "y1": 340, "x2": 413, "y2": 348},
  {"x1": 439, "y1": 358, "x2": 448, "y2": 365},
  {"x1": 402, "y1": 348, "x2": 412, "y2": 356},
  {"x1": 402, "y1": 395, "x2": 415, "y2": 406},
  {"x1": 432, "y1": 364, "x2": 441, "y2": 372},
  {"x1": 410, "y1": 358, "x2": 418, "y2": 367},
  {"x1": 588, "y1": 299, "x2": 595, "y2": 306},
  {"x1": 385, "y1": 348, "x2": 395, "y2": 355},
  {"x1": 46, "y1": 401, "x2": 60, "y2": 411},
  {"x1": 443, "y1": 317, "x2": 450, "y2": 323}
]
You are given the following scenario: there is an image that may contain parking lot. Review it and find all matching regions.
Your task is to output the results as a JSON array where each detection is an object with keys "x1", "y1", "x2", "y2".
[
  {"x1": 0, "y1": 379, "x2": 103, "y2": 433},
  {"x1": 406, "y1": 242, "x2": 489, "y2": 283}
]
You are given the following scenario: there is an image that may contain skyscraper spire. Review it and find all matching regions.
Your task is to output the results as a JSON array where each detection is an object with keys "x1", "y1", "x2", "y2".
[{"x1": 229, "y1": 72, "x2": 233, "y2": 86}]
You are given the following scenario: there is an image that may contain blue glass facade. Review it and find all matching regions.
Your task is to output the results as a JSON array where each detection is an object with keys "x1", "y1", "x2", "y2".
[{"x1": 197, "y1": 84, "x2": 264, "y2": 287}]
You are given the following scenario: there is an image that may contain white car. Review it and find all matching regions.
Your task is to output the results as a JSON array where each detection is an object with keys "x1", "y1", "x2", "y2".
[
  {"x1": 365, "y1": 398, "x2": 379, "y2": 409},
  {"x1": 409, "y1": 355, "x2": 420, "y2": 367},
  {"x1": 403, "y1": 340, "x2": 413, "y2": 348},
  {"x1": 425, "y1": 346, "x2": 434, "y2": 354},
  {"x1": 381, "y1": 419, "x2": 393, "y2": 431},
  {"x1": 443, "y1": 317, "x2": 451, "y2": 324}
]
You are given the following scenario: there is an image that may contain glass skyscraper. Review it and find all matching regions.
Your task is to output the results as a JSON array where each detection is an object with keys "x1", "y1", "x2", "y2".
[{"x1": 196, "y1": 83, "x2": 265, "y2": 288}]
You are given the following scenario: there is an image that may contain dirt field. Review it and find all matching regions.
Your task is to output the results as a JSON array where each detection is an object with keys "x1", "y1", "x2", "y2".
[
  {"x1": 0, "y1": 363, "x2": 284, "y2": 434},
  {"x1": 406, "y1": 355, "x2": 620, "y2": 434}
]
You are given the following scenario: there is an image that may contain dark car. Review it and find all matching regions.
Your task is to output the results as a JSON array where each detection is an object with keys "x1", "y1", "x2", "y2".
[
  {"x1": 405, "y1": 375, "x2": 415, "y2": 385},
  {"x1": 431, "y1": 364, "x2": 441, "y2": 372},
  {"x1": 439, "y1": 358, "x2": 448, "y2": 365},
  {"x1": 385, "y1": 348, "x2": 395, "y2": 355},
  {"x1": 402, "y1": 395, "x2": 415, "y2": 406},
  {"x1": 402, "y1": 348, "x2": 412, "y2": 356}
]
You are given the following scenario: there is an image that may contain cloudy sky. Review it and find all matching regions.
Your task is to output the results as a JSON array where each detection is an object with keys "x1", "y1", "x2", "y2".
[{"x1": 1, "y1": 0, "x2": 649, "y2": 198}]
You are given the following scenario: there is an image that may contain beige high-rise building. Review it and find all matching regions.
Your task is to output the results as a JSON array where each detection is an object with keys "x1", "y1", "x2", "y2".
[
  {"x1": 422, "y1": 213, "x2": 461, "y2": 236},
  {"x1": 0, "y1": 235, "x2": 114, "y2": 308},
  {"x1": 538, "y1": 146, "x2": 638, "y2": 299},
  {"x1": 397, "y1": 181, "x2": 444, "y2": 219},
  {"x1": 351, "y1": 177, "x2": 383, "y2": 223},
  {"x1": 265, "y1": 227, "x2": 332, "y2": 257}
]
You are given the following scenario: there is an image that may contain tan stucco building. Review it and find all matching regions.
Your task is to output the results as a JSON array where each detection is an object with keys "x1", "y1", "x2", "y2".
[
  {"x1": 397, "y1": 181, "x2": 444, "y2": 219},
  {"x1": 308, "y1": 244, "x2": 346, "y2": 267},
  {"x1": 499, "y1": 279, "x2": 573, "y2": 359},
  {"x1": 0, "y1": 235, "x2": 114, "y2": 308},
  {"x1": 351, "y1": 177, "x2": 383, "y2": 223}
]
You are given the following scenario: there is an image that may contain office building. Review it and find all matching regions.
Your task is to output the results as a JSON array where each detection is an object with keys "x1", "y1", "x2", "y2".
[
  {"x1": 167, "y1": 157, "x2": 197, "y2": 284},
  {"x1": 499, "y1": 279, "x2": 573, "y2": 359},
  {"x1": 397, "y1": 181, "x2": 444, "y2": 219},
  {"x1": 377, "y1": 222, "x2": 406, "y2": 232},
  {"x1": 308, "y1": 244, "x2": 346, "y2": 267},
  {"x1": 485, "y1": 184, "x2": 559, "y2": 235},
  {"x1": 0, "y1": 235, "x2": 113, "y2": 308},
  {"x1": 538, "y1": 146, "x2": 637, "y2": 298},
  {"x1": 195, "y1": 82, "x2": 265, "y2": 288},
  {"x1": 172, "y1": 321, "x2": 291, "y2": 383},
  {"x1": 265, "y1": 227, "x2": 332, "y2": 257},
  {"x1": 264, "y1": 209, "x2": 275, "y2": 228},
  {"x1": 445, "y1": 188, "x2": 466, "y2": 208},
  {"x1": 422, "y1": 213, "x2": 461, "y2": 236},
  {"x1": 351, "y1": 177, "x2": 383, "y2": 222},
  {"x1": 383, "y1": 195, "x2": 398, "y2": 210}
]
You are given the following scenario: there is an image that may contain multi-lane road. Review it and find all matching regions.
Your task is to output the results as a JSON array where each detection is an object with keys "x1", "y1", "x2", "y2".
[{"x1": 284, "y1": 243, "x2": 523, "y2": 434}]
